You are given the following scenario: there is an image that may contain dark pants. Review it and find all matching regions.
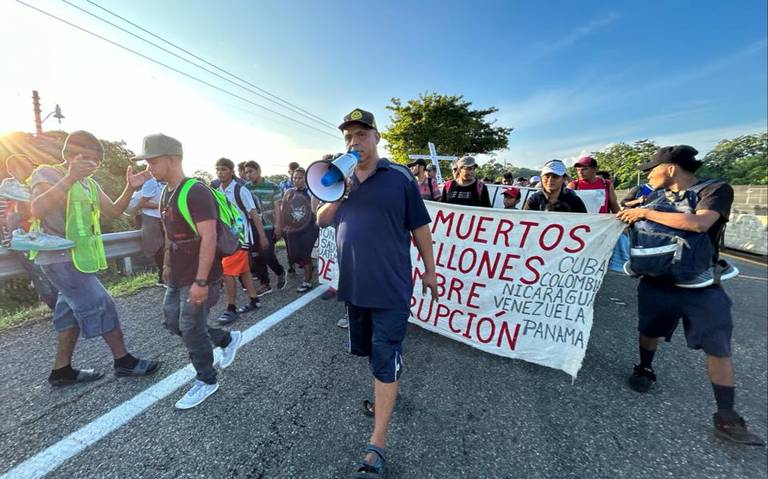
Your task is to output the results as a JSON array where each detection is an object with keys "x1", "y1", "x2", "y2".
[
  {"x1": 162, "y1": 280, "x2": 230, "y2": 384},
  {"x1": 251, "y1": 230, "x2": 284, "y2": 285}
]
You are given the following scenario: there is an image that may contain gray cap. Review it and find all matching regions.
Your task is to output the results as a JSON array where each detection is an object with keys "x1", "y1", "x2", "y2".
[
  {"x1": 455, "y1": 156, "x2": 477, "y2": 168},
  {"x1": 133, "y1": 133, "x2": 183, "y2": 160}
]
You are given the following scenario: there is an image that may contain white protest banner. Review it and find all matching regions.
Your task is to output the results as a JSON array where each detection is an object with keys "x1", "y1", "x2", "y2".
[
  {"x1": 316, "y1": 225, "x2": 339, "y2": 289},
  {"x1": 318, "y1": 203, "x2": 624, "y2": 377},
  {"x1": 485, "y1": 184, "x2": 606, "y2": 213}
]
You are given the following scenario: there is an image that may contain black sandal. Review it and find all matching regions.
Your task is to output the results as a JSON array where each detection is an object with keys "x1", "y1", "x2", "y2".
[
  {"x1": 351, "y1": 444, "x2": 386, "y2": 478},
  {"x1": 49, "y1": 368, "x2": 104, "y2": 387}
]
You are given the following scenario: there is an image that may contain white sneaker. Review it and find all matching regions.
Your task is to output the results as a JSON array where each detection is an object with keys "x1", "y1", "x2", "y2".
[
  {"x1": 336, "y1": 314, "x2": 349, "y2": 329},
  {"x1": 174, "y1": 380, "x2": 219, "y2": 410},
  {"x1": 0, "y1": 178, "x2": 30, "y2": 202},
  {"x1": 220, "y1": 331, "x2": 242, "y2": 369}
]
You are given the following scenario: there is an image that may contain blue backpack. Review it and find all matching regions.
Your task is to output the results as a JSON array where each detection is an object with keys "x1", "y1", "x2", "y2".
[{"x1": 629, "y1": 179, "x2": 723, "y2": 282}]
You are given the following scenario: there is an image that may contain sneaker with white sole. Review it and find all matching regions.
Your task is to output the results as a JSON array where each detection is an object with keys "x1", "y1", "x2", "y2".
[
  {"x1": 9, "y1": 229, "x2": 74, "y2": 251},
  {"x1": 220, "y1": 331, "x2": 242, "y2": 369},
  {"x1": 296, "y1": 282, "x2": 312, "y2": 293},
  {"x1": 336, "y1": 314, "x2": 349, "y2": 329},
  {"x1": 256, "y1": 284, "x2": 273, "y2": 297},
  {"x1": 0, "y1": 178, "x2": 30, "y2": 202},
  {"x1": 676, "y1": 260, "x2": 740, "y2": 289},
  {"x1": 174, "y1": 380, "x2": 219, "y2": 410}
]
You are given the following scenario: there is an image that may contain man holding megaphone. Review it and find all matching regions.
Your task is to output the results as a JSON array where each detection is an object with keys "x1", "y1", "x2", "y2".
[{"x1": 315, "y1": 109, "x2": 438, "y2": 478}]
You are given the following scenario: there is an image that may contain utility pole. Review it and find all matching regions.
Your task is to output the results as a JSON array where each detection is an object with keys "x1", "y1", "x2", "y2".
[{"x1": 32, "y1": 90, "x2": 43, "y2": 136}]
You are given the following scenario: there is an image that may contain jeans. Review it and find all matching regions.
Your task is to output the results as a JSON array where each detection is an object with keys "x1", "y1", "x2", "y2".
[
  {"x1": 251, "y1": 230, "x2": 285, "y2": 285},
  {"x1": 162, "y1": 280, "x2": 230, "y2": 384},
  {"x1": 16, "y1": 251, "x2": 58, "y2": 309}
]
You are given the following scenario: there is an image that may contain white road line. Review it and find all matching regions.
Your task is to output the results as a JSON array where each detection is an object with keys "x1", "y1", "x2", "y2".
[{"x1": 1, "y1": 285, "x2": 329, "y2": 479}]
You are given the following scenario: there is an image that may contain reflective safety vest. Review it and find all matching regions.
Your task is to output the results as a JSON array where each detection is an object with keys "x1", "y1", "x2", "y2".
[
  {"x1": 29, "y1": 166, "x2": 107, "y2": 273},
  {"x1": 65, "y1": 176, "x2": 107, "y2": 273}
]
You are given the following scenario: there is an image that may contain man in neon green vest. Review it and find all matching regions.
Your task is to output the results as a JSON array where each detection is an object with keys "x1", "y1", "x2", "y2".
[{"x1": 29, "y1": 130, "x2": 160, "y2": 386}]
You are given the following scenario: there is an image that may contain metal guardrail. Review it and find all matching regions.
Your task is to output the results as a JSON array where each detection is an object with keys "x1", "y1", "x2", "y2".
[{"x1": 0, "y1": 230, "x2": 142, "y2": 281}]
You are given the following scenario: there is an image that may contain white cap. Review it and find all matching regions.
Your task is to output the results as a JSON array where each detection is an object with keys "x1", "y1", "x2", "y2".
[{"x1": 541, "y1": 159, "x2": 567, "y2": 177}]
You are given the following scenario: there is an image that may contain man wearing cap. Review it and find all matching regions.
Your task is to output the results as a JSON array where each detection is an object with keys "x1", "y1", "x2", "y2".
[
  {"x1": 523, "y1": 159, "x2": 587, "y2": 213},
  {"x1": 28, "y1": 130, "x2": 160, "y2": 386},
  {"x1": 440, "y1": 156, "x2": 492, "y2": 207},
  {"x1": 317, "y1": 108, "x2": 438, "y2": 477},
  {"x1": 408, "y1": 158, "x2": 441, "y2": 201},
  {"x1": 617, "y1": 145, "x2": 763, "y2": 446},
  {"x1": 568, "y1": 156, "x2": 619, "y2": 214},
  {"x1": 138, "y1": 134, "x2": 243, "y2": 409},
  {"x1": 502, "y1": 187, "x2": 522, "y2": 209}
]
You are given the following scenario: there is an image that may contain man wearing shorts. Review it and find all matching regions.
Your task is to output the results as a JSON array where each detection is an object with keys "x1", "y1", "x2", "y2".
[
  {"x1": 215, "y1": 158, "x2": 268, "y2": 324},
  {"x1": 617, "y1": 145, "x2": 764, "y2": 446},
  {"x1": 317, "y1": 109, "x2": 438, "y2": 477},
  {"x1": 29, "y1": 130, "x2": 160, "y2": 386}
]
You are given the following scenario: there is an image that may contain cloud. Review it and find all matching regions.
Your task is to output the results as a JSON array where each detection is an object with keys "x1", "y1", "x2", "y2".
[{"x1": 529, "y1": 13, "x2": 619, "y2": 58}]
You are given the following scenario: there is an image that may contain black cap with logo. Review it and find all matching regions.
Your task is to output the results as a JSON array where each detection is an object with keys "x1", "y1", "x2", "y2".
[{"x1": 338, "y1": 108, "x2": 377, "y2": 131}]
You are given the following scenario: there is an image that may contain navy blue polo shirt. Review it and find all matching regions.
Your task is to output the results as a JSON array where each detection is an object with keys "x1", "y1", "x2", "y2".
[{"x1": 335, "y1": 159, "x2": 431, "y2": 310}]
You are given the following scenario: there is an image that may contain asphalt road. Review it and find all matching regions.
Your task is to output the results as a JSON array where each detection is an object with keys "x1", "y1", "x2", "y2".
[{"x1": 0, "y1": 252, "x2": 765, "y2": 478}]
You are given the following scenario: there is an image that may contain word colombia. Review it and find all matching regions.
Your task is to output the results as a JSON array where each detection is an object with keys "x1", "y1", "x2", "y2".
[{"x1": 321, "y1": 203, "x2": 624, "y2": 378}]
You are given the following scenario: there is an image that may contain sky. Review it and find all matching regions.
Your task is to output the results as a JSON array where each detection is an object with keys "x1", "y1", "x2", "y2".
[{"x1": 1, "y1": 0, "x2": 766, "y2": 176}]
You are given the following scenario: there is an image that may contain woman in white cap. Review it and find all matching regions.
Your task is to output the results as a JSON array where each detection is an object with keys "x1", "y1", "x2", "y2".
[{"x1": 523, "y1": 159, "x2": 587, "y2": 213}]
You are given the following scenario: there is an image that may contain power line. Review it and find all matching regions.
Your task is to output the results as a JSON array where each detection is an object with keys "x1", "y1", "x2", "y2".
[
  {"x1": 83, "y1": 0, "x2": 338, "y2": 130},
  {"x1": 15, "y1": 0, "x2": 340, "y2": 140}
]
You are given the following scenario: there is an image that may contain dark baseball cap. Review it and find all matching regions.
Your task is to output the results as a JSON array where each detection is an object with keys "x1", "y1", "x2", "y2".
[
  {"x1": 338, "y1": 108, "x2": 377, "y2": 131},
  {"x1": 637, "y1": 145, "x2": 702, "y2": 172},
  {"x1": 408, "y1": 158, "x2": 427, "y2": 168}
]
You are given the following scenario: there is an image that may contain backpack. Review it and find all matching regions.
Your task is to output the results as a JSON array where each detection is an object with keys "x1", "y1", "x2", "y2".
[
  {"x1": 232, "y1": 183, "x2": 263, "y2": 243},
  {"x1": 163, "y1": 178, "x2": 245, "y2": 257},
  {"x1": 443, "y1": 179, "x2": 484, "y2": 198},
  {"x1": 629, "y1": 179, "x2": 723, "y2": 282}
]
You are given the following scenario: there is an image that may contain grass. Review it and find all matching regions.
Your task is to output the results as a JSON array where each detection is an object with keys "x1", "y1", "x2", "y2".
[{"x1": 0, "y1": 272, "x2": 158, "y2": 332}]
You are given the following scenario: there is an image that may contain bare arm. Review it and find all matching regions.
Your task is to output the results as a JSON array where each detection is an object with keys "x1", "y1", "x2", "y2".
[
  {"x1": 317, "y1": 201, "x2": 342, "y2": 228},
  {"x1": 617, "y1": 208, "x2": 721, "y2": 233},
  {"x1": 606, "y1": 183, "x2": 620, "y2": 214},
  {"x1": 99, "y1": 184, "x2": 136, "y2": 219},
  {"x1": 137, "y1": 196, "x2": 159, "y2": 210},
  {"x1": 412, "y1": 224, "x2": 439, "y2": 299}
]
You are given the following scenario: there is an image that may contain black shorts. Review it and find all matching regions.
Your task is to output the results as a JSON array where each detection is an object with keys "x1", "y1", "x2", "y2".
[{"x1": 637, "y1": 279, "x2": 733, "y2": 357}]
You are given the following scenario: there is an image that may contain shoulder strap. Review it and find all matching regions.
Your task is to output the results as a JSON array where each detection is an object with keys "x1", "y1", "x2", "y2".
[
  {"x1": 177, "y1": 178, "x2": 202, "y2": 237},
  {"x1": 233, "y1": 183, "x2": 249, "y2": 218},
  {"x1": 427, "y1": 178, "x2": 435, "y2": 197},
  {"x1": 689, "y1": 178, "x2": 722, "y2": 194}
]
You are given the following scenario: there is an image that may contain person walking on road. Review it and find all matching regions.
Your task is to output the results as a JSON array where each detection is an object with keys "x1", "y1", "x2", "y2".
[
  {"x1": 617, "y1": 145, "x2": 764, "y2": 446},
  {"x1": 28, "y1": 130, "x2": 160, "y2": 386},
  {"x1": 317, "y1": 108, "x2": 439, "y2": 478},
  {"x1": 215, "y1": 158, "x2": 267, "y2": 324},
  {"x1": 277, "y1": 167, "x2": 319, "y2": 293},
  {"x1": 136, "y1": 175, "x2": 167, "y2": 286},
  {"x1": 440, "y1": 156, "x2": 491, "y2": 207},
  {"x1": 523, "y1": 160, "x2": 587, "y2": 213},
  {"x1": 139, "y1": 134, "x2": 243, "y2": 409},
  {"x1": 568, "y1": 155, "x2": 620, "y2": 214},
  {"x1": 243, "y1": 160, "x2": 287, "y2": 295}
]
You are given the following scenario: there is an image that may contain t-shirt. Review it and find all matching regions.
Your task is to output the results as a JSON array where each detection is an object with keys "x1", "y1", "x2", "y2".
[
  {"x1": 440, "y1": 180, "x2": 492, "y2": 207},
  {"x1": 571, "y1": 177, "x2": 611, "y2": 213},
  {"x1": 524, "y1": 188, "x2": 588, "y2": 213},
  {"x1": 279, "y1": 179, "x2": 294, "y2": 194},
  {"x1": 140, "y1": 177, "x2": 165, "y2": 218},
  {"x1": 246, "y1": 179, "x2": 281, "y2": 230},
  {"x1": 161, "y1": 180, "x2": 223, "y2": 287},
  {"x1": 334, "y1": 159, "x2": 431, "y2": 310},
  {"x1": 417, "y1": 177, "x2": 441, "y2": 201},
  {"x1": 217, "y1": 180, "x2": 257, "y2": 247},
  {"x1": 28, "y1": 165, "x2": 104, "y2": 265},
  {"x1": 692, "y1": 181, "x2": 733, "y2": 249}
]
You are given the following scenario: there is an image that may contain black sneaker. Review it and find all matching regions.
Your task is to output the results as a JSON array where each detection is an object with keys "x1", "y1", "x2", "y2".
[
  {"x1": 628, "y1": 365, "x2": 656, "y2": 393},
  {"x1": 713, "y1": 410, "x2": 766, "y2": 446}
]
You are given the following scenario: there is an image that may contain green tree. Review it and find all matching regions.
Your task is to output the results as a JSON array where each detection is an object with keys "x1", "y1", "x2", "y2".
[
  {"x1": 192, "y1": 169, "x2": 214, "y2": 185},
  {"x1": 698, "y1": 133, "x2": 767, "y2": 185},
  {"x1": 590, "y1": 139, "x2": 659, "y2": 189},
  {"x1": 382, "y1": 93, "x2": 513, "y2": 179},
  {"x1": 265, "y1": 174, "x2": 288, "y2": 185}
]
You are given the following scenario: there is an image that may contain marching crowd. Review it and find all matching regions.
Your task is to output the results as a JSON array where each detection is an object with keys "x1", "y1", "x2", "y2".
[{"x1": 0, "y1": 107, "x2": 764, "y2": 478}]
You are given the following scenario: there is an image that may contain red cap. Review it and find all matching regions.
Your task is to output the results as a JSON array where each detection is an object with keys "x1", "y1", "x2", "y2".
[
  {"x1": 501, "y1": 187, "x2": 521, "y2": 198},
  {"x1": 575, "y1": 156, "x2": 598, "y2": 167}
]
